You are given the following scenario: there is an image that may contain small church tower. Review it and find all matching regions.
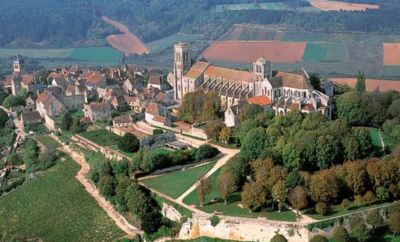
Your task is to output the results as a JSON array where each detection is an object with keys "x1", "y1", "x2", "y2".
[
  {"x1": 173, "y1": 42, "x2": 190, "y2": 100},
  {"x1": 11, "y1": 54, "x2": 23, "y2": 96},
  {"x1": 253, "y1": 57, "x2": 272, "y2": 81}
]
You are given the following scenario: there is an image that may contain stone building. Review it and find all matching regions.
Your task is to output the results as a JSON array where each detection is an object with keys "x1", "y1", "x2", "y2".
[
  {"x1": 84, "y1": 102, "x2": 112, "y2": 122},
  {"x1": 168, "y1": 42, "x2": 331, "y2": 118}
]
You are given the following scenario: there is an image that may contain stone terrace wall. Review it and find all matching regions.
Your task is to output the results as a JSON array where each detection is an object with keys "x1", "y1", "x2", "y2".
[{"x1": 180, "y1": 214, "x2": 310, "y2": 242}]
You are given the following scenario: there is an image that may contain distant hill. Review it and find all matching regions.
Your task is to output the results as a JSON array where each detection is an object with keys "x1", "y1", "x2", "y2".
[{"x1": 1, "y1": 0, "x2": 400, "y2": 49}]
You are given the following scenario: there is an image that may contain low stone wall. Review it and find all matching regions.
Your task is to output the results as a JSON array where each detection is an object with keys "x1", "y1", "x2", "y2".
[
  {"x1": 180, "y1": 214, "x2": 309, "y2": 242},
  {"x1": 162, "y1": 203, "x2": 182, "y2": 222}
]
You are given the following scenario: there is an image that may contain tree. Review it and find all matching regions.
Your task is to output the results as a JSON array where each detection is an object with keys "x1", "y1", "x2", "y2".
[
  {"x1": 61, "y1": 112, "x2": 73, "y2": 131},
  {"x1": 2, "y1": 95, "x2": 24, "y2": 108},
  {"x1": 0, "y1": 109, "x2": 8, "y2": 128},
  {"x1": 315, "y1": 135, "x2": 340, "y2": 169},
  {"x1": 309, "y1": 235, "x2": 328, "y2": 242},
  {"x1": 241, "y1": 127, "x2": 266, "y2": 161},
  {"x1": 288, "y1": 186, "x2": 308, "y2": 216},
  {"x1": 309, "y1": 169, "x2": 339, "y2": 204},
  {"x1": 376, "y1": 187, "x2": 389, "y2": 202},
  {"x1": 309, "y1": 73, "x2": 322, "y2": 91},
  {"x1": 196, "y1": 176, "x2": 211, "y2": 207},
  {"x1": 366, "y1": 210, "x2": 384, "y2": 230},
  {"x1": 195, "y1": 144, "x2": 219, "y2": 162},
  {"x1": 388, "y1": 210, "x2": 400, "y2": 235},
  {"x1": 71, "y1": 118, "x2": 86, "y2": 134},
  {"x1": 315, "y1": 202, "x2": 328, "y2": 215},
  {"x1": 241, "y1": 180, "x2": 268, "y2": 212},
  {"x1": 205, "y1": 121, "x2": 224, "y2": 141},
  {"x1": 349, "y1": 216, "x2": 370, "y2": 242},
  {"x1": 217, "y1": 171, "x2": 237, "y2": 204},
  {"x1": 219, "y1": 127, "x2": 232, "y2": 144},
  {"x1": 118, "y1": 133, "x2": 140, "y2": 153},
  {"x1": 355, "y1": 71, "x2": 366, "y2": 93},
  {"x1": 388, "y1": 99, "x2": 400, "y2": 118},
  {"x1": 342, "y1": 161, "x2": 368, "y2": 195},
  {"x1": 335, "y1": 92, "x2": 366, "y2": 126},
  {"x1": 272, "y1": 180, "x2": 289, "y2": 212},
  {"x1": 97, "y1": 175, "x2": 115, "y2": 198},
  {"x1": 332, "y1": 225, "x2": 350, "y2": 242},
  {"x1": 270, "y1": 234, "x2": 287, "y2": 242}
]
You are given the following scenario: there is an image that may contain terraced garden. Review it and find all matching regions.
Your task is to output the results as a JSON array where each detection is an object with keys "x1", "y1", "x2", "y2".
[{"x1": 80, "y1": 129, "x2": 121, "y2": 147}]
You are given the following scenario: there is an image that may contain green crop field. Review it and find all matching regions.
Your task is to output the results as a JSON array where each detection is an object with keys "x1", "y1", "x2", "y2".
[
  {"x1": 141, "y1": 161, "x2": 216, "y2": 199},
  {"x1": 303, "y1": 42, "x2": 348, "y2": 62},
  {"x1": 80, "y1": 129, "x2": 121, "y2": 147},
  {"x1": 69, "y1": 47, "x2": 121, "y2": 64},
  {"x1": 35, "y1": 135, "x2": 61, "y2": 150},
  {"x1": 183, "y1": 168, "x2": 296, "y2": 222},
  {"x1": 0, "y1": 159, "x2": 124, "y2": 241},
  {"x1": 216, "y1": 2, "x2": 316, "y2": 12},
  {"x1": 147, "y1": 33, "x2": 199, "y2": 54},
  {"x1": 0, "y1": 48, "x2": 73, "y2": 58}
]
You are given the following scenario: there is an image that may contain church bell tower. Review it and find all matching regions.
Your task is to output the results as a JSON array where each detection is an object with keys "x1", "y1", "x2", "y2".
[
  {"x1": 173, "y1": 42, "x2": 190, "y2": 100},
  {"x1": 11, "y1": 54, "x2": 23, "y2": 96}
]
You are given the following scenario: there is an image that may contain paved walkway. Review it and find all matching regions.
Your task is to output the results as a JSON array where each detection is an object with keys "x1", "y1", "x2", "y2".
[{"x1": 59, "y1": 145, "x2": 141, "y2": 238}]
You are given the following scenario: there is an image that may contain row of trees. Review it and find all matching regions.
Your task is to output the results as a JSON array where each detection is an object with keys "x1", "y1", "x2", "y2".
[
  {"x1": 132, "y1": 144, "x2": 219, "y2": 173},
  {"x1": 90, "y1": 160, "x2": 163, "y2": 233},
  {"x1": 180, "y1": 90, "x2": 221, "y2": 124}
]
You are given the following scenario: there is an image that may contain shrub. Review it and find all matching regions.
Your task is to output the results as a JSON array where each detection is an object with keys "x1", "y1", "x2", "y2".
[
  {"x1": 376, "y1": 187, "x2": 389, "y2": 202},
  {"x1": 270, "y1": 234, "x2": 287, "y2": 242},
  {"x1": 118, "y1": 133, "x2": 140, "y2": 153},
  {"x1": 153, "y1": 129, "x2": 164, "y2": 135},
  {"x1": 210, "y1": 216, "x2": 220, "y2": 227},
  {"x1": 195, "y1": 144, "x2": 219, "y2": 162},
  {"x1": 332, "y1": 225, "x2": 350, "y2": 242},
  {"x1": 341, "y1": 199, "x2": 351, "y2": 210},
  {"x1": 315, "y1": 202, "x2": 328, "y2": 215},
  {"x1": 309, "y1": 235, "x2": 328, "y2": 242}
]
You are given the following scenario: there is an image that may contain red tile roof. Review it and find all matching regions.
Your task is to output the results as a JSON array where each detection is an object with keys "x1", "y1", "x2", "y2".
[
  {"x1": 185, "y1": 61, "x2": 210, "y2": 79},
  {"x1": 148, "y1": 75, "x2": 162, "y2": 85},
  {"x1": 205, "y1": 66, "x2": 253, "y2": 83},
  {"x1": 90, "y1": 102, "x2": 111, "y2": 111},
  {"x1": 247, "y1": 95, "x2": 273, "y2": 106}
]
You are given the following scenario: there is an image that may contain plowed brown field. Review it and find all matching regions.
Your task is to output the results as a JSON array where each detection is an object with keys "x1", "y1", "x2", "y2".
[
  {"x1": 202, "y1": 41, "x2": 306, "y2": 63},
  {"x1": 383, "y1": 43, "x2": 400, "y2": 66},
  {"x1": 331, "y1": 78, "x2": 400, "y2": 92},
  {"x1": 309, "y1": 1, "x2": 379, "y2": 11},
  {"x1": 102, "y1": 16, "x2": 148, "y2": 56}
]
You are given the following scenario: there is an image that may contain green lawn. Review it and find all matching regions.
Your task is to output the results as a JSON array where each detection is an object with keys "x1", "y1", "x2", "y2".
[
  {"x1": 368, "y1": 127, "x2": 397, "y2": 150},
  {"x1": 183, "y1": 169, "x2": 296, "y2": 222},
  {"x1": 35, "y1": 135, "x2": 61, "y2": 150},
  {"x1": 141, "y1": 162, "x2": 216, "y2": 199},
  {"x1": 80, "y1": 129, "x2": 121, "y2": 147},
  {"x1": 173, "y1": 237, "x2": 244, "y2": 242},
  {"x1": 0, "y1": 159, "x2": 124, "y2": 241}
]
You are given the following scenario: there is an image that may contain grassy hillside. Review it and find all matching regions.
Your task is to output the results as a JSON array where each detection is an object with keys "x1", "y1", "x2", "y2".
[{"x1": 0, "y1": 159, "x2": 124, "y2": 241}]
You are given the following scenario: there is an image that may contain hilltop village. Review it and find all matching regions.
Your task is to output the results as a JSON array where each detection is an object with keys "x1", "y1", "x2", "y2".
[{"x1": 0, "y1": 44, "x2": 399, "y2": 242}]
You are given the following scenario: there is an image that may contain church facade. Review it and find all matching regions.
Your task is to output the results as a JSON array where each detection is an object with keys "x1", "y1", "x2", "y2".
[{"x1": 168, "y1": 42, "x2": 331, "y2": 117}]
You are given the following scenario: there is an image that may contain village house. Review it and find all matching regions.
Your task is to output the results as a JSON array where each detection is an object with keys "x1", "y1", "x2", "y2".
[
  {"x1": 246, "y1": 95, "x2": 273, "y2": 111},
  {"x1": 145, "y1": 102, "x2": 172, "y2": 127},
  {"x1": 84, "y1": 102, "x2": 112, "y2": 122},
  {"x1": 224, "y1": 105, "x2": 240, "y2": 128},
  {"x1": 79, "y1": 70, "x2": 107, "y2": 90},
  {"x1": 20, "y1": 110, "x2": 42, "y2": 126},
  {"x1": 123, "y1": 78, "x2": 144, "y2": 95},
  {"x1": 113, "y1": 115, "x2": 132, "y2": 128},
  {"x1": 36, "y1": 91, "x2": 67, "y2": 117},
  {"x1": 148, "y1": 75, "x2": 169, "y2": 91}
]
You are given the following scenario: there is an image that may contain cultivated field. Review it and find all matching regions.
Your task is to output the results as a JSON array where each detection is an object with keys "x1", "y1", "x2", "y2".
[
  {"x1": 383, "y1": 43, "x2": 400, "y2": 66},
  {"x1": 209, "y1": 24, "x2": 400, "y2": 78},
  {"x1": 0, "y1": 159, "x2": 124, "y2": 241},
  {"x1": 102, "y1": 16, "x2": 148, "y2": 56},
  {"x1": 202, "y1": 41, "x2": 306, "y2": 63},
  {"x1": 330, "y1": 78, "x2": 400, "y2": 92},
  {"x1": 216, "y1": 2, "x2": 316, "y2": 12},
  {"x1": 308, "y1": 0, "x2": 379, "y2": 11}
]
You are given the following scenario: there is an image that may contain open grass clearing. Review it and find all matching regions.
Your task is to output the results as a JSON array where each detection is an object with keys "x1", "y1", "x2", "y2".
[
  {"x1": 303, "y1": 42, "x2": 348, "y2": 62},
  {"x1": 34, "y1": 135, "x2": 61, "y2": 150},
  {"x1": 0, "y1": 159, "x2": 124, "y2": 241},
  {"x1": 183, "y1": 169, "x2": 296, "y2": 222},
  {"x1": 80, "y1": 129, "x2": 121, "y2": 147},
  {"x1": 141, "y1": 161, "x2": 216, "y2": 199}
]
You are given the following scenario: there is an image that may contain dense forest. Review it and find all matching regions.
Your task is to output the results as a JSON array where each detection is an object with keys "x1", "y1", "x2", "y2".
[{"x1": 0, "y1": 0, "x2": 400, "y2": 48}]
